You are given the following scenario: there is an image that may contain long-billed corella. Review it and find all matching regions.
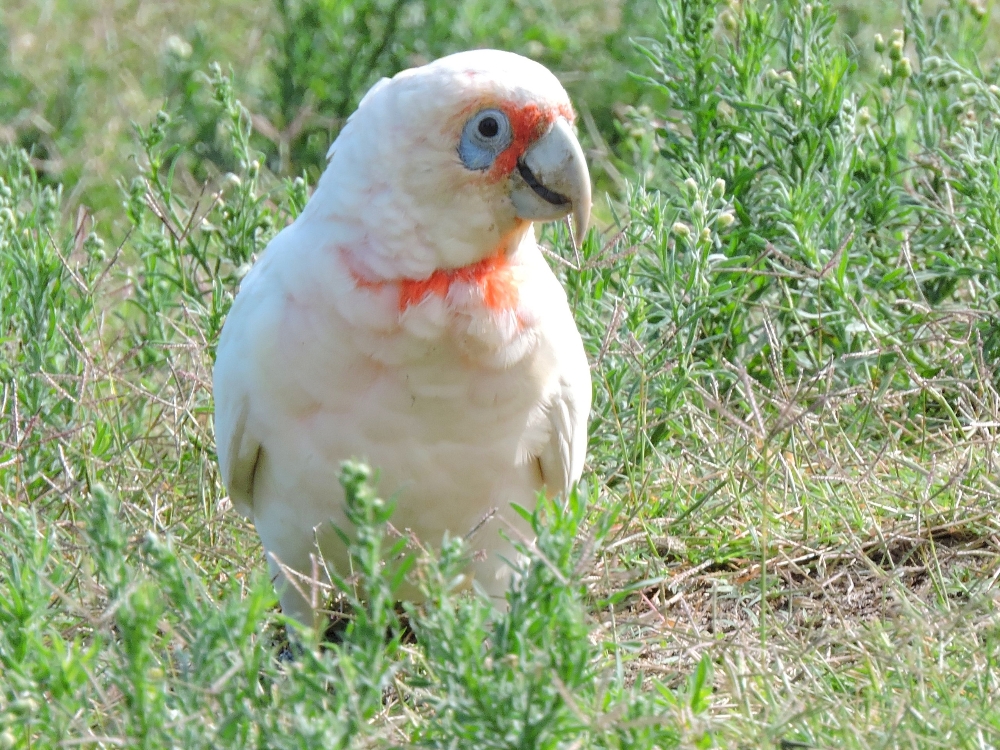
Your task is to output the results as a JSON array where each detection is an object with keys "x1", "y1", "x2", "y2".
[{"x1": 213, "y1": 49, "x2": 592, "y2": 624}]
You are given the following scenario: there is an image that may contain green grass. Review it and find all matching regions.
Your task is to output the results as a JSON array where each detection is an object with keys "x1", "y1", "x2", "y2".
[
  {"x1": 1, "y1": 0, "x2": 656, "y2": 226},
  {"x1": 3, "y1": 0, "x2": 1000, "y2": 746}
]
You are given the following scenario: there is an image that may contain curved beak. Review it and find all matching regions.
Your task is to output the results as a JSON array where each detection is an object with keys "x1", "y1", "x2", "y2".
[{"x1": 510, "y1": 117, "x2": 591, "y2": 245}]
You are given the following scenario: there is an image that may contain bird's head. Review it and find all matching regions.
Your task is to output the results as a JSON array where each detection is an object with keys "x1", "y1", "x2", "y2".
[{"x1": 309, "y1": 50, "x2": 591, "y2": 281}]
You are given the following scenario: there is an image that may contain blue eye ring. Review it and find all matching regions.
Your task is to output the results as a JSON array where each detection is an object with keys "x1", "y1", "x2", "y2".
[{"x1": 458, "y1": 109, "x2": 513, "y2": 171}]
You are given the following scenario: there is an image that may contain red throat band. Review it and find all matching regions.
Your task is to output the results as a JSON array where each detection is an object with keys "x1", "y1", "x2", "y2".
[
  {"x1": 346, "y1": 225, "x2": 528, "y2": 314},
  {"x1": 398, "y1": 253, "x2": 517, "y2": 313}
]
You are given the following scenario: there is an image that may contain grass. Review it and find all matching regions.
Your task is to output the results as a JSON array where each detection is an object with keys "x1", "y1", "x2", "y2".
[
  {"x1": 3, "y1": 0, "x2": 1000, "y2": 746},
  {"x1": 1, "y1": 0, "x2": 655, "y2": 225}
]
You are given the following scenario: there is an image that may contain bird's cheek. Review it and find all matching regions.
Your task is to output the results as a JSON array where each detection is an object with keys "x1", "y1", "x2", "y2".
[
  {"x1": 462, "y1": 179, "x2": 518, "y2": 243},
  {"x1": 494, "y1": 189, "x2": 522, "y2": 233}
]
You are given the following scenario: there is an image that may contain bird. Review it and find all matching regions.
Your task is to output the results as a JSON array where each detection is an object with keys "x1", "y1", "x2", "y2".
[{"x1": 212, "y1": 49, "x2": 592, "y2": 625}]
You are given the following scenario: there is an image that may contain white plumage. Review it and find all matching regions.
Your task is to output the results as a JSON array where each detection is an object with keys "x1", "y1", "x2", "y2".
[{"x1": 213, "y1": 50, "x2": 592, "y2": 623}]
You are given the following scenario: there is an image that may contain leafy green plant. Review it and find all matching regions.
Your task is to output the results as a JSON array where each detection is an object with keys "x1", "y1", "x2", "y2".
[
  {"x1": 571, "y1": 0, "x2": 1000, "y2": 491},
  {"x1": 0, "y1": 457, "x2": 690, "y2": 746},
  {"x1": 407, "y1": 484, "x2": 684, "y2": 748}
]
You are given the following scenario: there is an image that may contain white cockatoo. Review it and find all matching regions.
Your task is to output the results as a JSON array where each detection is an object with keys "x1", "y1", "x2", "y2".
[{"x1": 213, "y1": 49, "x2": 592, "y2": 624}]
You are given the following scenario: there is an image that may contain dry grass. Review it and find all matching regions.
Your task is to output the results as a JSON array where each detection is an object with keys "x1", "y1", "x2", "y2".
[{"x1": 585, "y1": 373, "x2": 1000, "y2": 744}]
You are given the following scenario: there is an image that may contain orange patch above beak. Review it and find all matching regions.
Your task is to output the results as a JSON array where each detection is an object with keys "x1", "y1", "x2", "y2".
[{"x1": 488, "y1": 102, "x2": 575, "y2": 181}]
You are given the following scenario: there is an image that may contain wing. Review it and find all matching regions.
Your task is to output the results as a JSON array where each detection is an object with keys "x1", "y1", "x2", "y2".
[
  {"x1": 212, "y1": 239, "x2": 284, "y2": 519},
  {"x1": 214, "y1": 309, "x2": 264, "y2": 519},
  {"x1": 214, "y1": 388, "x2": 261, "y2": 519},
  {"x1": 536, "y1": 374, "x2": 590, "y2": 495},
  {"x1": 535, "y1": 318, "x2": 592, "y2": 495}
]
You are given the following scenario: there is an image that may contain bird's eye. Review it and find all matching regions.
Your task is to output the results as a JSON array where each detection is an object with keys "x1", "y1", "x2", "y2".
[
  {"x1": 459, "y1": 109, "x2": 513, "y2": 171},
  {"x1": 478, "y1": 116, "x2": 500, "y2": 138}
]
